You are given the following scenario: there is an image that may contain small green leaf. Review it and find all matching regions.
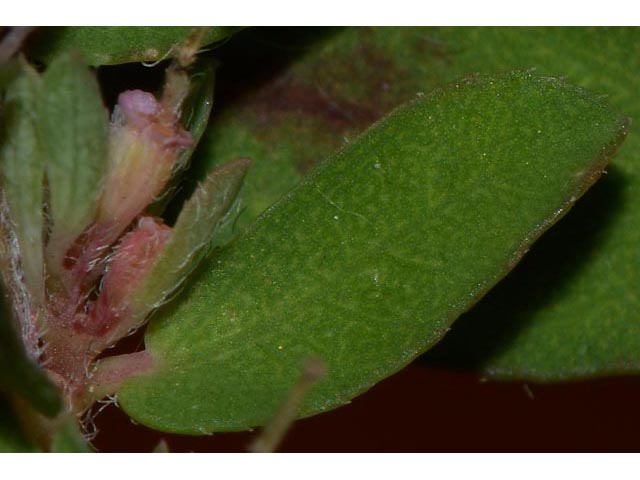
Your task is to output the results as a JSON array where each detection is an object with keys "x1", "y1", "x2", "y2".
[
  {"x1": 27, "y1": 27, "x2": 242, "y2": 66},
  {"x1": 38, "y1": 51, "x2": 109, "y2": 278},
  {"x1": 0, "y1": 60, "x2": 45, "y2": 301},
  {"x1": 118, "y1": 72, "x2": 627, "y2": 433}
]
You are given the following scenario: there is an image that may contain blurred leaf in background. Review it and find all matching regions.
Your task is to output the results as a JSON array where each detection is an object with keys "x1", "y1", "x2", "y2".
[{"x1": 26, "y1": 26, "x2": 242, "y2": 65}]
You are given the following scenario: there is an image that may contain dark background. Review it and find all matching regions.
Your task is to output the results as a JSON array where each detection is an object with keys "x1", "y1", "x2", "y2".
[{"x1": 92, "y1": 364, "x2": 640, "y2": 452}]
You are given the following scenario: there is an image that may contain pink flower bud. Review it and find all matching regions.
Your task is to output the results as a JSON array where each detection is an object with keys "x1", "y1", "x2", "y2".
[
  {"x1": 85, "y1": 216, "x2": 171, "y2": 337},
  {"x1": 97, "y1": 90, "x2": 192, "y2": 236}
]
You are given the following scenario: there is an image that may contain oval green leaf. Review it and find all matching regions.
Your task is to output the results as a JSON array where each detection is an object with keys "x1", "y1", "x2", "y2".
[
  {"x1": 202, "y1": 27, "x2": 640, "y2": 383},
  {"x1": 118, "y1": 72, "x2": 627, "y2": 433}
]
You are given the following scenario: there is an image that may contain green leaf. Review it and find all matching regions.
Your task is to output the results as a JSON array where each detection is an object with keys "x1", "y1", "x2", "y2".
[
  {"x1": 117, "y1": 72, "x2": 628, "y2": 433},
  {"x1": 200, "y1": 27, "x2": 640, "y2": 382},
  {"x1": 0, "y1": 60, "x2": 45, "y2": 301},
  {"x1": 38, "y1": 51, "x2": 109, "y2": 278},
  {"x1": 27, "y1": 27, "x2": 242, "y2": 66}
]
